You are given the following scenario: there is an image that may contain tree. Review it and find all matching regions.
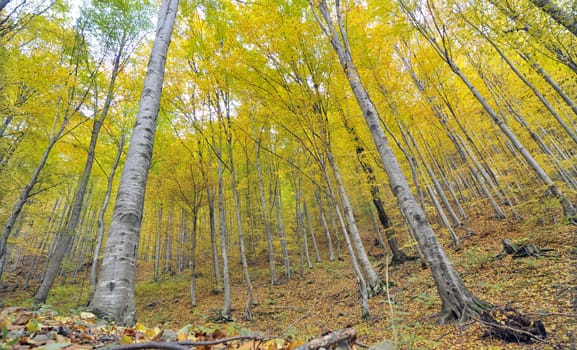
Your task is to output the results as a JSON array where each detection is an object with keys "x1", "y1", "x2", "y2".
[
  {"x1": 89, "y1": 0, "x2": 179, "y2": 326},
  {"x1": 309, "y1": 0, "x2": 490, "y2": 322},
  {"x1": 0, "y1": 26, "x2": 91, "y2": 280},
  {"x1": 35, "y1": 0, "x2": 152, "y2": 304},
  {"x1": 528, "y1": 0, "x2": 577, "y2": 38}
]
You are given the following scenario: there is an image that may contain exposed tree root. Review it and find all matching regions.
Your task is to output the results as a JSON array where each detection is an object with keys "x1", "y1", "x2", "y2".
[
  {"x1": 480, "y1": 305, "x2": 546, "y2": 344},
  {"x1": 495, "y1": 239, "x2": 554, "y2": 259}
]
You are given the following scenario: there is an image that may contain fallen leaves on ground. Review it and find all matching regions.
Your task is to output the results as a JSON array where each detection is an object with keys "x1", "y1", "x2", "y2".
[{"x1": 0, "y1": 306, "x2": 305, "y2": 350}]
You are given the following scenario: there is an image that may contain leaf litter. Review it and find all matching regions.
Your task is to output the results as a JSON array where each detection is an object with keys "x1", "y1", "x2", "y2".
[{"x1": 1, "y1": 215, "x2": 576, "y2": 349}]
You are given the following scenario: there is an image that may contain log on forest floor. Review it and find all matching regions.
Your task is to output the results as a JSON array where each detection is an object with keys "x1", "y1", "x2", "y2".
[
  {"x1": 481, "y1": 306, "x2": 546, "y2": 344},
  {"x1": 294, "y1": 327, "x2": 357, "y2": 350},
  {"x1": 495, "y1": 239, "x2": 554, "y2": 259}
]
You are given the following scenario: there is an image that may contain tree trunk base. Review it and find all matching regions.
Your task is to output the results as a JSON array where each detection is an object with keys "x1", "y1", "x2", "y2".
[{"x1": 481, "y1": 306, "x2": 546, "y2": 344}]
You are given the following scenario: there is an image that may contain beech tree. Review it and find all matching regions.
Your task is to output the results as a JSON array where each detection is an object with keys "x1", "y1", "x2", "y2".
[
  {"x1": 89, "y1": 0, "x2": 179, "y2": 326},
  {"x1": 308, "y1": 0, "x2": 490, "y2": 322}
]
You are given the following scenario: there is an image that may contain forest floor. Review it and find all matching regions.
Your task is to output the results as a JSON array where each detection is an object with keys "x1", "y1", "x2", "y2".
[{"x1": 1, "y1": 212, "x2": 576, "y2": 349}]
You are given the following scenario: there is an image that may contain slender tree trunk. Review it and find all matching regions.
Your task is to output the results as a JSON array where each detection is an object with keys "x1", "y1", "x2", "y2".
[
  {"x1": 0, "y1": 115, "x2": 71, "y2": 281},
  {"x1": 207, "y1": 187, "x2": 221, "y2": 290},
  {"x1": 90, "y1": 134, "x2": 125, "y2": 290},
  {"x1": 190, "y1": 208, "x2": 198, "y2": 307},
  {"x1": 520, "y1": 53, "x2": 577, "y2": 118},
  {"x1": 0, "y1": 116, "x2": 13, "y2": 139},
  {"x1": 311, "y1": 0, "x2": 489, "y2": 321},
  {"x1": 296, "y1": 184, "x2": 313, "y2": 270},
  {"x1": 225, "y1": 116, "x2": 256, "y2": 321},
  {"x1": 218, "y1": 149, "x2": 231, "y2": 320},
  {"x1": 321, "y1": 157, "x2": 370, "y2": 318},
  {"x1": 154, "y1": 205, "x2": 162, "y2": 281},
  {"x1": 326, "y1": 151, "x2": 384, "y2": 296},
  {"x1": 89, "y1": 0, "x2": 179, "y2": 325},
  {"x1": 314, "y1": 191, "x2": 335, "y2": 261},
  {"x1": 276, "y1": 187, "x2": 291, "y2": 279},
  {"x1": 255, "y1": 140, "x2": 277, "y2": 285},
  {"x1": 341, "y1": 115, "x2": 408, "y2": 263},
  {"x1": 528, "y1": 0, "x2": 577, "y2": 38},
  {"x1": 304, "y1": 200, "x2": 321, "y2": 262}
]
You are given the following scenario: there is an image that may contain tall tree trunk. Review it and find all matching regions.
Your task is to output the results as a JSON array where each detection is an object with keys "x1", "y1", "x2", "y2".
[
  {"x1": 276, "y1": 187, "x2": 291, "y2": 279},
  {"x1": 320, "y1": 156, "x2": 370, "y2": 318},
  {"x1": 311, "y1": 0, "x2": 489, "y2": 322},
  {"x1": 314, "y1": 191, "x2": 335, "y2": 262},
  {"x1": 217, "y1": 148, "x2": 231, "y2": 320},
  {"x1": 207, "y1": 186, "x2": 221, "y2": 290},
  {"x1": 190, "y1": 208, "x2": 198, "y2": 307},
  {"x1": 326, "y1": 151, "x2": 384, "y2": 296},
  {"x1": 90, "y1": 133, "x2": 124, "y2": 291},
  {"x1": 520, "y1": 53, "x2": 577, "y2": 118},
  {"x1": 154, "y1": 205, "x2": 162, "y2": 281},
  {"x1": 304, "y1": 200, "x2": 321, "y2": 262},
  {"x1": 225, "y1": 115, "x2": 256, "y2": 321},
  {"x1": 35, "y1": 35, "x2": 125, "y2": 303},
  {"x1": 341, "y1": 115, "x2": 408, "y2": 263},
  {"x1": 255, "y1": 138, "x2": 277, "y2": 285},
  {"x1": 88, "y1": 0, "x2": 179, "y2": 326}
]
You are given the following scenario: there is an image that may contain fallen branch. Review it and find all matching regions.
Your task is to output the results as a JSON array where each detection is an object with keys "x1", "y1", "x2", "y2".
[
  {"x1": 295, "y1": 327, "x2": 357, "y2": 350},
  {"x1": 106, "y1": 335, "x2": 277, "y2": 350}
]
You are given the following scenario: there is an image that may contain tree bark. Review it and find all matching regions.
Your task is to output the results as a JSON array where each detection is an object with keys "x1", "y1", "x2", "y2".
[
  {"x1": 88, "y1": 0, "x2": 179, "y2": 326},
  {"x1": 311, "y1": 0, "x2": 489, "y2": 322}
]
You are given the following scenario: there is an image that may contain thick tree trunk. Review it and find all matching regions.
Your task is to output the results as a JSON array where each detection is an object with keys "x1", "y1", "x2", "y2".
[
  {"x1": 311, "y1": 0, "x2": 489, "y2": 321},
  {"x1": 88, "y1": 0, "x2": 179, "y2": 326}
]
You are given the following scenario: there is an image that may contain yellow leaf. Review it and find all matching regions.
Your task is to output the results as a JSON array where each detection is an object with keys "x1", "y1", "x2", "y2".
[
  {"x1": 120, "y1": 335, "x2": 133, "y2": 345},
  {"x1": 26, "y1": 319, "x2": 41, "y2": 333}
]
